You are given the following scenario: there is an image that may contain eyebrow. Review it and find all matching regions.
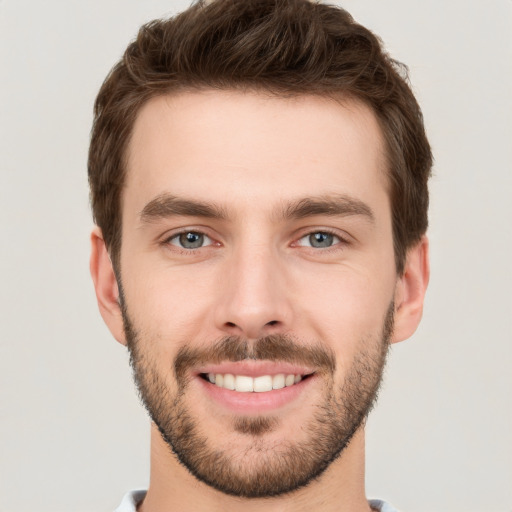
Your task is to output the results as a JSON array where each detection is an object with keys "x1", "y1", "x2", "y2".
[
  {"x1": 139, "y1": 192, "x2": 374, "y2": 224},
  {"x1": 280, "y1": 194, "x2": 375, "y2": 223},
  {"x1": 140, "y1": 194, "x2": 227, "y2": 223}
]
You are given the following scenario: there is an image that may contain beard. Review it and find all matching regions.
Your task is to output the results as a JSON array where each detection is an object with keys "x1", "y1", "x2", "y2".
[{"x1": 121, "y1": 299, "x2": 393, "y2": 498}]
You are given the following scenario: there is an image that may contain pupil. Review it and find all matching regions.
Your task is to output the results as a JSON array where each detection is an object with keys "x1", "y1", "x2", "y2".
[
  {"x1": 180, "y1": 232, "x2": 203, "y2": 248},
  {"x1": 310, "y1": 232, "x2": 333, "y2": 248}
]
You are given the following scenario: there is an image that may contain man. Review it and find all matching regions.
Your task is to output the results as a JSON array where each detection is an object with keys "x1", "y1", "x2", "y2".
[{"x1": 88, "y1": 0, "x2": 431, "y2": 510}]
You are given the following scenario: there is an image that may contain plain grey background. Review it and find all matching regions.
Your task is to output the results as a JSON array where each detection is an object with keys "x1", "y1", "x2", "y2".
[{"x1": 1, "y1": 1, "x2": 511, "y2": 511}]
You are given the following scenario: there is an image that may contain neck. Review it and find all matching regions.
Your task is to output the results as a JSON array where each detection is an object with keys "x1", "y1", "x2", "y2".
[{"x1": 139, "y1": 423, "x2": 372, "y2": 512}]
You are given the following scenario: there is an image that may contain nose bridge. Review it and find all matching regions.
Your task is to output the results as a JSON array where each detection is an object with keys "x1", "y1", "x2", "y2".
[{"x1": 215, "y1": 237, "x2": 291, "y2": 339}]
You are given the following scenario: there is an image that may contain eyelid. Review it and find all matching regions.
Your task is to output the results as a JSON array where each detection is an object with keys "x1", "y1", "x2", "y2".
[
  {"x1": 292, "y1": 227, "x2": 351, "y2": 247},
  {"x1": 160, "y1": 225, "x2": 213, "y2": 240}
]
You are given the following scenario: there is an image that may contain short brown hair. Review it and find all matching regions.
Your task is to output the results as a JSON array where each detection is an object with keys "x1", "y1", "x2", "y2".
[{"x1": 89, "y1": 0, "x2": 432, "y2": 274}]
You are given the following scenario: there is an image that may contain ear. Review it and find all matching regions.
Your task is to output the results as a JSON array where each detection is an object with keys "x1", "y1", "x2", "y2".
[
  {"x1": 391, "y1": 236, "x2": 430, "y2": 344},
  {"x1": 89, "y1": 227, "x2": 127, "y2": 345}
]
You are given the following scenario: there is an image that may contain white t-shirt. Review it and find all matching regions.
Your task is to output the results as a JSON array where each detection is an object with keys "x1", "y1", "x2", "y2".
[{"x1": 114, "y1": 490, "x2": 400, "y2": 511}]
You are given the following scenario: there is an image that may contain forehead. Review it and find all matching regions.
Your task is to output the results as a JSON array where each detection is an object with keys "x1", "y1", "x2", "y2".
[{"x1": 124, "y1": 90, "x2": 389, "y2": 219}]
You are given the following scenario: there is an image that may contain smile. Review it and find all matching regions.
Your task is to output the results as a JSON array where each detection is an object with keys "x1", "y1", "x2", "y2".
[
  {"x1": 203, "y1": 373, "x2": 303, "y2": 392},
  {"x1": 195, "y1": 361, "x2": 316, "y2": 412}
]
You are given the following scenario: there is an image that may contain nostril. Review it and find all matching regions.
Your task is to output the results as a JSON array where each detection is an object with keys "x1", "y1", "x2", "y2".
[{"x1": 221, "y1": 319, "x2": 282, "y2": 338}]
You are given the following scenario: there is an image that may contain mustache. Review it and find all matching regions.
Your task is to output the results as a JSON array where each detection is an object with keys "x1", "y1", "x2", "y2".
[{"x1": 174, "y1": 334, "x2": 336, "y2": 383}]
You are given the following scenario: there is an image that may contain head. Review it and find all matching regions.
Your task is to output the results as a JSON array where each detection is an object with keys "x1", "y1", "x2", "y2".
[
  {"x1": 88, "y1": 0, "x2": 432, "y2": 276},
  {"x1": 89, "y1": 0, "x2": 431, "y2": 500}
]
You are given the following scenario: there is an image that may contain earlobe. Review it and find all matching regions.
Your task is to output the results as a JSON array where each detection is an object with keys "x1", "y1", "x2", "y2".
[
  {"x1": 391, "y1": 236, "x2": 430, "y2": 344},
  {"x1": 89, "y1": 227, "x2": 127, "y2": 345}
]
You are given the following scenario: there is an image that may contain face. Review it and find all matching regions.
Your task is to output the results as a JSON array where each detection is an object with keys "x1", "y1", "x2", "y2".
[{"x1": 117, "y1": 91, "x2": 399, "y2": 497}]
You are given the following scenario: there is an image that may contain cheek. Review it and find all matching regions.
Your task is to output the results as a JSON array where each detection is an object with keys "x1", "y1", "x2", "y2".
[
  {"x1": 289, "y1": 261, "x2": 394, "y2": 353},
  {"x1": 122, "y1": 258, "x2": 218, "y2": 342}
]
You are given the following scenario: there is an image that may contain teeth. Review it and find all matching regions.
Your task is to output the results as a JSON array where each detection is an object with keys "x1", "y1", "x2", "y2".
[
  {"x1": 206, "y1": 373, "x2": 303, "y2": 392},
  {"x1": 273, "y1": 374, "x2": 285, "y2": 390},
  {"x1": 235, "y1": 375, "x2": 253, "y2": 392},
  {"x1": 253, "y1": 375, "x2": 272, "y2": 392},
  {"x1": 223, "y1": 373, "x2": 235, "y2": 390}
]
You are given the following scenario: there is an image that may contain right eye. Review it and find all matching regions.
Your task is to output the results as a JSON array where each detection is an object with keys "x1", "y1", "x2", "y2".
[
  {"x1": 296, "y1": 231, "x2": 343, "y2": 249},
  {"x1": 167, "y1": 231, "x2": 213, "y2": 250}
]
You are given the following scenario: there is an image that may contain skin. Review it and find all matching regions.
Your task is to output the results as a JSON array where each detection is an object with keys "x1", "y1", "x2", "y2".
[{"x1": 90, "y1": 90, "x2": 429, "y2": 512}]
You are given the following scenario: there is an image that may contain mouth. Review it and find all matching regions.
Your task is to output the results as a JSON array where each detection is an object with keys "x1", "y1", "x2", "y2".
[
  {"x1": 200, "y1": 372, "x2": 309, "y2": 392},
  {"x1": 194, "y1": 362, "x2": 317, "y2": 413}
]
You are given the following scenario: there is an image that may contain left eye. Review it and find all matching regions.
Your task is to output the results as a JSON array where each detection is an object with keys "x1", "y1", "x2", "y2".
[
  {"x1": 168, "y1": 231, "x2": 213, "y2": 249},
  {"x1": 298, "y1": 232, "x2": 340, "y2": 248}
]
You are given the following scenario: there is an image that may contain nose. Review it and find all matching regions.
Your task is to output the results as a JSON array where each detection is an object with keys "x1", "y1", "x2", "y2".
[{"x1": 214, "y1": 243, "x2": 293, "y2": 340}]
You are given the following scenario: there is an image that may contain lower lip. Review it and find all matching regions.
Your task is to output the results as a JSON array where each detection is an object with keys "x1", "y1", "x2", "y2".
[{"x1": 196, "y1": 375, "x2": 315, "y2": 414}]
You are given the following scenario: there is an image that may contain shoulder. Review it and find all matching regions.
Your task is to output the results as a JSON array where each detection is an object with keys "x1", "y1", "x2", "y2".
[
  {"x1": 114, "y1": 490, "x2": 147, "y2": 512},
  {"x1": 113, "y1": 492, "x2": 398, "y2": 512},
  {"x1": 368, "y1": 499, "x2": 401, "y2": 512}
]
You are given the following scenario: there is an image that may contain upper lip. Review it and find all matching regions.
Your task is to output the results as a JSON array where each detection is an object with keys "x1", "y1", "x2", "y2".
[{"x1": 195, "y1": 360, "x2": 316, "y2": 378}]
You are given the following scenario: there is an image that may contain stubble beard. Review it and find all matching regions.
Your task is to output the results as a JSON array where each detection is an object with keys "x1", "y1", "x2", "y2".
[{"x1": 122, "y1": 301, "x2": 393, "y2": 498}]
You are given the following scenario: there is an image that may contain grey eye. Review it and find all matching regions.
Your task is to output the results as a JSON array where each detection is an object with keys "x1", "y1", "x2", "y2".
[
  {"x1": 299, "y1": 232, "x2": 339, "y2": 248},
  {"x1": 309, "y1": 232, "x2": 333, "y2": 248},
  {"x1": 170, "y1": 231, "x2": 212, "y2": 249}
]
